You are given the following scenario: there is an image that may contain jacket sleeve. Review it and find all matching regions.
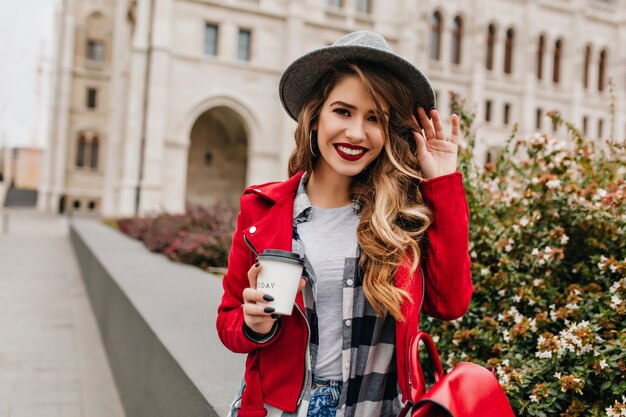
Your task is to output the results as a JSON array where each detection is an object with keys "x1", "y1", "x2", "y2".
[
  {"x1": 419, "y1": 171, "x2": 473, "y2": 320},
  {"x1": 216, "y1": 196, "x2": 283, "y2": 353}
]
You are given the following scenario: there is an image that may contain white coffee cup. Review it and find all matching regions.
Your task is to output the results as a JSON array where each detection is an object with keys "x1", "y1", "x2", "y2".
[{"x1": 256, "y1": 249, "x2": 304, "y2": 315}]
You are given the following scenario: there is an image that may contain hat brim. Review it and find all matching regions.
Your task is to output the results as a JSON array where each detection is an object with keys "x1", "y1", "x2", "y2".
[{"x1": 279, "y1": 45, "x2": 436, "y2": 121}]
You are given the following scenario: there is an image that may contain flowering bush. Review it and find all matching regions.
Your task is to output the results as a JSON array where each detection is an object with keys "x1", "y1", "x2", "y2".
[
  {"x1": 116, "y1": 203, "x2": 236, "y2": 269},
  {"x1": 421, "y1": 107, "x2": 626, "y2": 416}
]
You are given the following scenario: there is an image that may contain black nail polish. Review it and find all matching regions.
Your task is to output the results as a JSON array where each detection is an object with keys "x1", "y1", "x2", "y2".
[
  {"x1": 271, "y1": 314, "x2": 280, "y2": 319},
  {"x1": 264, "y1": 307, "x2": 275, "y2": 314},
  {"x1": 263, "y1": 294, "x2": 274, "y2": 302},
  {"x1": 255, "y1": 262, "x2": 260, "y2": 268}
]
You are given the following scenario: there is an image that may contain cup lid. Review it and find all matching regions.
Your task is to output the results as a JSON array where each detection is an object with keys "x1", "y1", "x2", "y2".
[{"x1": 258, "y1": 249, "x2": 303, "y2": 264}]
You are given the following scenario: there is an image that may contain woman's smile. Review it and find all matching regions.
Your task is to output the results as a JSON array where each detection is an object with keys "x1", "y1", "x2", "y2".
[{"x1": 333, "y1": 142, "x2": 369, "y2": 160}]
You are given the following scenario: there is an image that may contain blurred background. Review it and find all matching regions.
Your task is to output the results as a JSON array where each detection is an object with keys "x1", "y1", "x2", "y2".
[{"x1": 0, "y1": 0, "x2": 625, "y2": 217}]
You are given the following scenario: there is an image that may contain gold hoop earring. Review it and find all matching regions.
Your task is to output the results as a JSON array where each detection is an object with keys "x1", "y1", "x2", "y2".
[{"x1": 309, "y1": 130, "x2": 318, "y2": 156}]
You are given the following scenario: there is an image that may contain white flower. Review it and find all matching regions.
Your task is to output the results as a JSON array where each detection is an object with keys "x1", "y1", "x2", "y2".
[
  {"x1": 498, "y1": 290, "x2": 506, "y2": 297},
  {"x1": 600, "y1": 359, "x2": 609, "y2": 369},
  {"x1": 520, "y1": 217, "x2": 529, "y2": 226},
  {"x1": 533, "y1": 278, "x2": 544, "y2": 286},
  {"x1": 561, "y1": 234, "x2": 569, "y2": 244},
  {"x1": 529, "y1": 394, "x2": 539, "y2": 403},
  {"x1": 545, "y1": 246, "x2": 552, "y2": 254},
  {"x1": 481, "y1": 268, "x2": 489, "y2": 276},
  {"x1": 505, "y1": 244, "x2": 513, "y2": 252},
  {"x1": 546, "y1": 179, "x2": 561, "y2": 189},
  {"x1": 535, "y1": 350, "x2": 552, "y2": 359},
  {"x1": 593, "y1": 188, "x2": 607, "y2": 201},
  {"x1": 531, "y1": 248, "x2": 539, "y2": 256},
  {"x1": 512, "y1": 295, "x2": 522, "y2": 303},
  {"x1": 611, "y1": 295, "x2": 623, "y2": 311},
  {"x1": 554, "y1": 372, "x2": 562, "y2": 379},
  {"x1": 531, "y1": 177, "x2": 539, "y2": 184}
]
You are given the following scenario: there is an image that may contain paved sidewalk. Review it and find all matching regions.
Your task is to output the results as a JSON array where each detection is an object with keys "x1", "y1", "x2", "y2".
[{"x1": 0, "y1": 208, "x2": 125, "y2": 417}]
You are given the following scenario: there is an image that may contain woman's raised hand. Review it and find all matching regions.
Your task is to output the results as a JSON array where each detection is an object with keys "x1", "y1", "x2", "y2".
[
  {"x1": 243, "y1": 263, "x2": 306, "y2": 337},
  {"x1": 412, "y1": 108, "x2": 459, "y2": 179}
]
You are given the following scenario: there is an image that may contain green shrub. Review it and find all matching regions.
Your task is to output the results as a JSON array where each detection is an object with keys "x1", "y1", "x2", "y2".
[{"x1": 421, "y1": 105, "x2": 625, "y2": 416}]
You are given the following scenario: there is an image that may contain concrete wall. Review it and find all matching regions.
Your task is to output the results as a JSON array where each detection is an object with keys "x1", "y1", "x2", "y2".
[{"x1": 69, "y1": 218, "x2": 245, "y2": 417}]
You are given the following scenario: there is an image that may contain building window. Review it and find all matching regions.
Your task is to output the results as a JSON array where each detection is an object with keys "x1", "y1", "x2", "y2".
[
  {"x1": 451, "y1": 15, "x2": 463, "y2": 64},
  {"x1": 355, "y1": 0, "x2": 371, "y2": 13},
  {"x1": 553, "y1": 39, "x2": 563, "y2": 84},
  {"x1": 486, "y1": 24, "x2": 496, "y2": 70},
  {"x1": 485, "y1": 100, "x2": 492, "y2": 122},
  {"x1": 76, "y1": 135, "x2": 87, "y2": 167},
  {"x1": 327, "y1": 0, "x2": 343, "y2": 8},
  {"x1": 87, "y1": 40, "x2": 104, "y2": 62},
  {"x1": 536, "y1": 35, "x2": 545, "y2": 80},
  {"x1": 503, "y1": 103, "x2": 511, "y2": 125},
  {"x1": 536, "y1": 108, "x2": 542, "y2": 130},
  {"x1": 430, "y1": 11, "x2": 443, "y2": 61},
  {"x1": 582, "y1": 116, "x2": 588, "y2": 135},
  {"x1": 583, "y1": 44, "x2": 591, "y2": 89},
  {"x1": 598, "y1": 49, "x2": 607, "y2": 92},
  {"x1": 88, "y1": 201, "x2": 97, "y2": 210},
  {"x1": 90, "y1": 137, "x2": 99, "y2": 169},
  {"x1": 75, "y1": 133, "x2": 100, "y2": 170},
  {"x1": 204, "y1": 23, "x2": 218, "y2": 56},
  {"x1": 504, "y1": 28, "x2": 515, "y2": 74},
  {"x1": 598, "y1": 119, "x2": 604, "y2": 138},
  {"x1": 237, "y1": 29, "x2": 252, "y2": 61},
  {"x1": 86, "y1": 88, "x2": 97, "y2": 109},
  {"x1": 73, "y1": 200, "x2": 81, "y2": 209}
]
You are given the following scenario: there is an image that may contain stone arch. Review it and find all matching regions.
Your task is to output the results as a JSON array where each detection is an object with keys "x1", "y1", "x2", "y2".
[
  {"x1": 181, "y1": 97, "x2": 258, "y2": 208},
  {"x1": 180, "y1": 95, "x2": 260, "y2": 146}
]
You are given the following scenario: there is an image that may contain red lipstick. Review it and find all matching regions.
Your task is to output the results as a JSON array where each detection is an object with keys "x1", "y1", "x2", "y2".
[{"x1": 333, "y1": 143, "x2": 368, "y2": 161}]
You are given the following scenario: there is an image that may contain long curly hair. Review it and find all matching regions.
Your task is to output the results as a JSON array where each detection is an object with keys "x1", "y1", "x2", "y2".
[{"x1": 287, "y1": 62, "x2": 433, "y2": 321}]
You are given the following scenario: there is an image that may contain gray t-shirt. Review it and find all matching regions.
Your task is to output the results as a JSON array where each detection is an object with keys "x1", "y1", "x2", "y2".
[{"x1": 297, "y1": 203, "x2": 358, "y2": 381}]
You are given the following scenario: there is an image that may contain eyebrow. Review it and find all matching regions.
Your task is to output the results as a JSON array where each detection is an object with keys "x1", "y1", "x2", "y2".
[{"x1": 329, "y1": 101, "x2": 390, "y2": 117}]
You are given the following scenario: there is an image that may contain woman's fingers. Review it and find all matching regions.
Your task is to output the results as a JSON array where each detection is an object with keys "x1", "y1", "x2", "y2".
[
  {"x1": 412, "y1": 114, "x2": 428, "y2": 154},
  {"x1": 247, "y1": 262, "x2": 261, "y2": 288},
  {"x1": 242, "y1": 302, "x2": 277, "y2": 317},
  {"x1": 450, "y1": 114, "x2": 460, "y2": 145},
  {"x1": 417, "y1": 107, "x2": 435, "y2": 140},
  {"x1": 242, "y1": 287, "x2": 273, "y2": 304},
  {"x1": 430, "y1": 109, "x2": 446, "y2": 140},
  {"x1": 417, "y1": 107, "x2": 457, "y2": 142}
]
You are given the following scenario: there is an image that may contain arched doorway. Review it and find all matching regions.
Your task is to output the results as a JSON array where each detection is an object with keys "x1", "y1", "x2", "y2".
[{"x1": 186, "y1": 106, "x2": 248, "y2": 208}]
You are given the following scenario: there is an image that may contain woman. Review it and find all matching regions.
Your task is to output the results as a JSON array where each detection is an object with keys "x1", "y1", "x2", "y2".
[{"x1": 217, "y1": 31, "x2": 472, "y2": 417}]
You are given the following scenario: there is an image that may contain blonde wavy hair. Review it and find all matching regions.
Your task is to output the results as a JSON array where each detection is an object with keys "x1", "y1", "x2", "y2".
[{"x1": 287, "y1": 62, "x2": 433, "y2": 321}]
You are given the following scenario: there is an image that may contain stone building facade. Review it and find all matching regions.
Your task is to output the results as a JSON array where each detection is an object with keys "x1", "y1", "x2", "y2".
[{"x1": 39, "y1": 0, "x2": 626, "y2": 216}]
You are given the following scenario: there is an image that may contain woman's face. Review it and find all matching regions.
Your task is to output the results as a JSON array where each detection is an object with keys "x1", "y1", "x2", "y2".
[{"x1": 313, "y1": 75, "x2": 388, "y2": 180}]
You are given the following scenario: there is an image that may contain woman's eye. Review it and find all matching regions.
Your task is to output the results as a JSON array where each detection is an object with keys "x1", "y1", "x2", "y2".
[
  {"x1": 333, "y1": 108, "x2": 350, "y2": 117},
  {"x1": 367, "y1": 115, "x2": 379, "y2": 123}
]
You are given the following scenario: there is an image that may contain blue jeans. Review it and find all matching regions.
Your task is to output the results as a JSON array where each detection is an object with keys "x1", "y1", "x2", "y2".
[{"x1": 306, "y1": 377, "x2": 343, "y2": 417}]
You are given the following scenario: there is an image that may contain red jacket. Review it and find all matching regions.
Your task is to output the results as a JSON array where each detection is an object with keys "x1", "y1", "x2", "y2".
[{"x1": 216, "y1": 171, "x2": 472, "y2": 417}]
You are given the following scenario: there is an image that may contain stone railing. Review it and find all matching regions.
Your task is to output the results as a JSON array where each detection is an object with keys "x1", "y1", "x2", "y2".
[{"x1": 70, "y1": 219, "x2": 244, "y2": 417}]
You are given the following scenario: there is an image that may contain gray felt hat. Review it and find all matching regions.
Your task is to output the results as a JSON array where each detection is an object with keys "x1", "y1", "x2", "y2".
[{"x1": 279, "y1": 31, "x2": 436, "y2": 121}]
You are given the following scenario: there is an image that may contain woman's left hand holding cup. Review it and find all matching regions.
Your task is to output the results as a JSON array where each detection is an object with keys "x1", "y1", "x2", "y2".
[{"x1": 242, "y1": 262, "x2": 306, "y2": 337}]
